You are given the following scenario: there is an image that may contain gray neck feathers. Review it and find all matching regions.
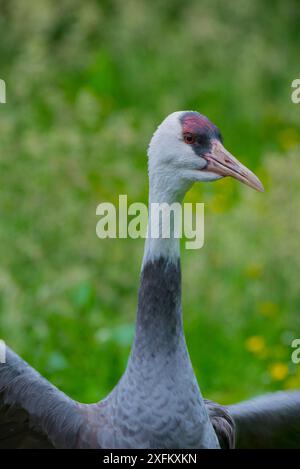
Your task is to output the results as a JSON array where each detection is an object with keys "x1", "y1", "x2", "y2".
[{"x1": 132, "y1": 257, "x2": 185, "y2": 362}]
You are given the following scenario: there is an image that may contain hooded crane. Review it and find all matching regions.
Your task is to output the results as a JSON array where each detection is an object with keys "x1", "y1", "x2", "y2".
[{"x1": 0, "y1": 111, "x2": 299, "y2": 449}]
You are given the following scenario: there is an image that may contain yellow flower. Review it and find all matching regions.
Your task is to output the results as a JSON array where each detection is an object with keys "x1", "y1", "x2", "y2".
[
  {"x1": 245, "y1": 336, "x2": 266, "y2": 354},
  {"x1": 277, "y1": 128, "x2": 299, "y2": 151},
  {"x1": 269, "y1": 362, "x2": 289, "y2": 381},
  {"x1": 286, "y1": 364, "x2": 300, "y2": 389},
  {"x1": 258, "y1": 301, "x2": 278, "y2": 318},
  {"x1": 245, "y1": 263, "x2": 263, "y2": 279},
  {"x1": 284, "y1": 376, "x2": 300, "y2": 390}
]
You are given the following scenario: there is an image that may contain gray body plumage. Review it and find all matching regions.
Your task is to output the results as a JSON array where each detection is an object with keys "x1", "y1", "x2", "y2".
[
  {"x1": 77, "y1": 258, "x2": 219, "y2": 448},
  {"x1": 0, "y1": 258, "x2": 220, "y2": 449},
  {"x1": 1, "y1": 259, "x2": 299, "y2": 449}
]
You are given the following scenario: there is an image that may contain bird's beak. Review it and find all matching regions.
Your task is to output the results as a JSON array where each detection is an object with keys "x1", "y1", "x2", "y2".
[{"x1": 203, "y1": 139, "x2": 264, "y2": 192}]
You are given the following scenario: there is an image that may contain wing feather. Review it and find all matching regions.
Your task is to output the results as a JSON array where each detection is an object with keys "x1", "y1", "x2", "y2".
[
  {"x1": 229, "y1": 391, "x2": 300, "y2": 448},
  {"x1": 0, "y1": 346, "x2": 83, "y2": 448}
]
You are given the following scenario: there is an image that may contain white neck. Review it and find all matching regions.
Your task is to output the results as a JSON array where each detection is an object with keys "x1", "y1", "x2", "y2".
[{"x1": 142, "y1": 172, "x2": 191, "y2": 266}]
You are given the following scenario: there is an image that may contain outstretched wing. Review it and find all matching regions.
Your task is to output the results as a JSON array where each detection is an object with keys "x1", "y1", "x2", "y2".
[
  {"x1": 229, "y1": 391, "x2": 300, "y2": 448},
  {"x1": 0, "y1": 346, "x2": 83, "y2": 448}
]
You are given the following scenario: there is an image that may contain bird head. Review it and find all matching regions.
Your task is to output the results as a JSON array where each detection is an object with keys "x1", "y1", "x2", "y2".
[{"x1": 148, "y1": 111, "x2": 264, "y2": 196}]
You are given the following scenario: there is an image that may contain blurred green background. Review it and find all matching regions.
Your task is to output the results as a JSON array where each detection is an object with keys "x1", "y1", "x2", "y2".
[{"x1": 1, "y1": 0, "x2": 300, "y2": 405}]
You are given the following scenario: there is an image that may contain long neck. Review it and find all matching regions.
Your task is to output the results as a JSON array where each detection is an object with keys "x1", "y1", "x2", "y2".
[
  {"x1": 117, "y1": 173, "x2": 220, "y2": 449},
  {"x1": 131, "y1": 177, "x2": 189, "y2": 364}
]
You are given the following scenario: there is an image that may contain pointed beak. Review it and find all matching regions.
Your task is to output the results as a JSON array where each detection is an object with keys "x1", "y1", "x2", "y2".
[{"x1": 203, "y1": 140, "x2": 264, "y2": 192}]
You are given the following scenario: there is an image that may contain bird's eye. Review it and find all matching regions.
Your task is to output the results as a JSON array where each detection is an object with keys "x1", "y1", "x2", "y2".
[{"x1": 183, "y1": 133, "x2": 195, "y2": 144}]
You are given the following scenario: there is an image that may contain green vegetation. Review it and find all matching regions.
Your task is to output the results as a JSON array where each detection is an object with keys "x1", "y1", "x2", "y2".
[{"x1": 0, "y1": 0, "x2": 300, "y2": 404}]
